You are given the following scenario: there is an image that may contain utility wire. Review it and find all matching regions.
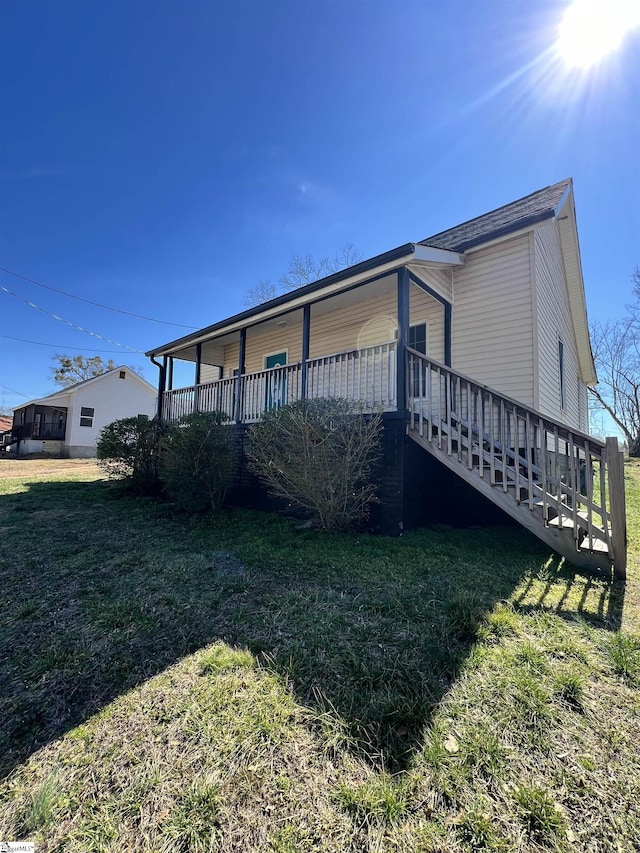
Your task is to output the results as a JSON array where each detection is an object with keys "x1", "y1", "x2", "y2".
[
  {"x1": 0, "y1": 333, "x2": 140, "y2": 353},
  {"x1": 0, "y1": 284, "x2": 144, "y2": 353},
  {"x1": 0, "y1": 266, "x2": 197, "y2": 329},
  {"x1": 0, "y1": 382, "x2": 38, "y2": 399}
]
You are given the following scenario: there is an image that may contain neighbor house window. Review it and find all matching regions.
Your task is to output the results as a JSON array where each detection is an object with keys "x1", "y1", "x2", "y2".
[
  {"x1": 80, "y1": 406, "x2": 95, "y2": 427},
  {"x1": 119, "y1": 370, "x2": 126, "y2": 379},
  {"x1": 558, "y1": 339, "x2": 565, "y2": 410}
]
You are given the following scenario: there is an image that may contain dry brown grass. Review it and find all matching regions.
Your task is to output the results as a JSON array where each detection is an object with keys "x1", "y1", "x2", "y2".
[{"x1": 0, "y1": 456, "x2": 101, "y2": 481}]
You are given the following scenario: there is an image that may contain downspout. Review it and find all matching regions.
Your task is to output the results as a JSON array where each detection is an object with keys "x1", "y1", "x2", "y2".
[{"x1": 149, "y1": 354, "x2": 166, "y2": 420}]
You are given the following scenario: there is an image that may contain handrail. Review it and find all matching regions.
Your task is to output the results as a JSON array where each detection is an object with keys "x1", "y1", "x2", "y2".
[
  {"x1": 405, "y1": 347, "x2": 605, "y2": 448},
  {"x1": 406, "y1": 347, "x2": 626, "y2": 577}
]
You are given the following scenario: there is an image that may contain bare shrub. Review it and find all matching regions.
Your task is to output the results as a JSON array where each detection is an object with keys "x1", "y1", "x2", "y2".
[
  {"x1": 247, "y1": 398, "x2": 382, "y2": 531},
  {"x1": 159, "y1": 411, "x2": 232, "y2": 512}
]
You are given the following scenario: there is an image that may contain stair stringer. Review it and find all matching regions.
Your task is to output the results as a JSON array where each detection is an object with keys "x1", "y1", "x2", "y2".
[{"x1": 407, "y1": 425, "x2": 613, "y2": 574}]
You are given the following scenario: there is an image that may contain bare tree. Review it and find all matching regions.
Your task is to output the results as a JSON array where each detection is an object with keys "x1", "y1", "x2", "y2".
[
  {"x1": 244, "y1": 243, "x2": 362, "y2": 307},
  {"x1": 52, "y1": 354, "x2": 144, "y2": 387},
  {"x1": 589, "y1": 268, "x2": 640, "y2": 456},
  {"x1": 243, "y1": 280, "x2": 279, "y2": 308}
]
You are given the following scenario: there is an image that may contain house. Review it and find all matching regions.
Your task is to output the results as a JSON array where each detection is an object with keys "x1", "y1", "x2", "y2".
[
  {"x1": 146, "y1": 179, "x2": 626, "y2": 578},
  {"x1": 8, "y1": 367, "x2": 157, "y2": 458},
  {"x1": 0, "y1": 415, "x2": 13, "y2": 451}
]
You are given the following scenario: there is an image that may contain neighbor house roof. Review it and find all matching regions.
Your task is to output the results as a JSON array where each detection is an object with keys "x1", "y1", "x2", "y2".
[
  {"x1": 419, "y1": 179, "x2": 572, "y2": 252},
  {"x1": 13, "y1": 367, "x2": 156, "y2": 412},
  {"x1": 0, "y1": 415, "x2": 12, "y2": 433}
]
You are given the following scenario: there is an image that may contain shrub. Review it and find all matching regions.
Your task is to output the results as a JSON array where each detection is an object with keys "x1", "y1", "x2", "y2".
[
  {"x1": 96, "y1": 415, "x2": 162, "y2": 495},
  {"x1": 246, "y1": 398, "x2": 382, "y2": 531},
  {"x1": 159, "y1": 411, "x2": 232, "y2": 512}
]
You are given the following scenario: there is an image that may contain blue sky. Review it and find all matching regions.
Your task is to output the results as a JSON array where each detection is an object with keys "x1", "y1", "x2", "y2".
[{"x1": 1, "y1": 0, "x2": 639, "y2": 412}]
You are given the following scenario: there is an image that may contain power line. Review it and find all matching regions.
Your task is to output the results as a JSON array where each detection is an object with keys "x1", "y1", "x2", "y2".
[
  {"x1": 0, "y1": 382, "x2": 38, "y2": 400},
  {"x1": 0, "y1": 284, "x2": 144, "y2": 353},
  {"x1": 0, "y1": 266, "x2": 197, "y2": 329},
  {"x1": 0, "y1": 333, "x2": 141, "y2": 353}
]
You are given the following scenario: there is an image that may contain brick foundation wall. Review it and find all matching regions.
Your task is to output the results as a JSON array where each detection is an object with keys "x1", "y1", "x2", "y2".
[{"x1": 224, "y1": 414, "x2": 512, "y2": 534}]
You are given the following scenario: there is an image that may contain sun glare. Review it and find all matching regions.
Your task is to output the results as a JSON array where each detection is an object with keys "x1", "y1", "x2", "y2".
[{"x1": 557, "y1": 0, "x2": 640, "y2": 68}]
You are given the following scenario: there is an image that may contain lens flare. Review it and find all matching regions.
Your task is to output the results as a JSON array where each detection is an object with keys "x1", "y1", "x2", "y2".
[{"x1": 556, "y1": 0, "x2": 640, "y2": 68}]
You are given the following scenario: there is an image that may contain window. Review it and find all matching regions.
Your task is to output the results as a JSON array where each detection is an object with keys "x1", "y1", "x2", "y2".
[
  {"x1": 80, "y1": 406, "x2": 95, "y2": 428},
  {"x1": 119, "y1": 370, "x2": 126, "y2": 379},
  {"x1": 558, "y1": 339, "x2": 565, "y2": 410},
  {"x1": 409, "y1": 323, "x2": 427, "y2": 355},
  {"x1": 409, "y1": 323, "x2": 428, "y2": 398}
]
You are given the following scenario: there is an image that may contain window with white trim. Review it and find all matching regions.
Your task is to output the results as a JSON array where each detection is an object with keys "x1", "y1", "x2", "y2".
[{"x1": 80, "y1": 406, "x2": 95, "y2": 428}]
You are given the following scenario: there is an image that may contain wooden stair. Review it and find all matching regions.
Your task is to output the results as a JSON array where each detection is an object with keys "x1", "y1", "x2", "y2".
[{"x1": 405, "y1": 350, "x2": 627, "y2": 579}]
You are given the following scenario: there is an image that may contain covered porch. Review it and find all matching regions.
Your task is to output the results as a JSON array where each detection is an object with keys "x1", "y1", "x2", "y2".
[
  {"x1": 12, "y1": 404, "x2": 67, "y2": 441},
  {"x1": 151, "y1": 256, "x2": 458, "y2": 425}
]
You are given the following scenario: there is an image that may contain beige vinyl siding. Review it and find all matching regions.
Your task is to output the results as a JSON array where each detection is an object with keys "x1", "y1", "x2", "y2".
[
  {"x1": 199, "y1": 364, "x2": 221, "y2": 384},
  {"x1": 308, "y1": 284, "x2": 443, "y2": 361},
  {"x1": 222, "y1": 317, "x2": 303, "y2": 378},
  {"x1": 408, "y1": 264, "x2": 453, "y2": 304},
  {"x1": 410, "y1": 285, "x2": 445, "y2": 362},
  {"x1": 534, "y1": 222, "x2": 584, "y2": 429},
  {"x1": 309, "y1": 289, "x2": 396, "y2": 358},
  {"x1": 222, "y1": 279, "x2": 445, "y2": 375},
  {"x1": 451, "y1": 234, "x2": 534, "y2": 404}
]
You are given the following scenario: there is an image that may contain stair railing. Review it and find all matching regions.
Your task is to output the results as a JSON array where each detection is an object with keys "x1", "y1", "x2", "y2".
[{"x1": 406, "y1": 348, "x2": 627, "y2": 578}]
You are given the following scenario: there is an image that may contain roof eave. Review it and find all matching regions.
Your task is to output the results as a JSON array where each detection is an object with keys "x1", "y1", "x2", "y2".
[{"x1": 554, "y1": 193, "x2": 598, "y2": 385}]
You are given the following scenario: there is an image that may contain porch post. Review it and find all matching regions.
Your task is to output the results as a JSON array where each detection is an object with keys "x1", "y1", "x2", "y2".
[
  {"x1": 235, "y1": 328, "x2": 246, "y2": 422},
  {"x1": 195, "y1": 344, "x2": 202, "y2": 385},
  {"x1": 606, "y1": 436, "x2": 627, "y2": 581},
  {"x1": 397, "y1": 266, "x2": 410, "y2": 412},
  {"x1": 167, "y1": 357, "x2": 174, "y2": 391},
  {"x1": 301, "y1": 304, "x2": 311, "y2": 399},
  {"x1": 444, "y1": 303, "x2": 452, "y2": 367},
  {"x1": 194, "y1": 343, "x2": 202, "y2": 412}
]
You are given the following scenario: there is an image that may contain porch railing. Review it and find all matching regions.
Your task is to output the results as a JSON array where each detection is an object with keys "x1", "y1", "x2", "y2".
[
  {"x1": 12, "y1": 422, "x2": 66, "y2": 442},
  {"x1": 306, "y1": 341, "x2": 397, "y2": 410},
  {"x1": 161, "y1": 341, "x2": 397, "y2": 425}
]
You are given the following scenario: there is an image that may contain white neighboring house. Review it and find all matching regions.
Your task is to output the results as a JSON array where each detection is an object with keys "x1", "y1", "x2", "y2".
[{"x1": 9, "y1": 367, "x2": 157, "y2": 458}]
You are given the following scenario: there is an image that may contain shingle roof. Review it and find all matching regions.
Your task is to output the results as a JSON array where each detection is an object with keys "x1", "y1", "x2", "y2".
[{"x1": 419, "y1": 179, "x2": 572, "y2": 252}]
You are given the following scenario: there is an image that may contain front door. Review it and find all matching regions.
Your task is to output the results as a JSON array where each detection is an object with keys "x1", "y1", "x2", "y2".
[{"x1": 265, "y1": 351, "x2": 287, "y2": 410}]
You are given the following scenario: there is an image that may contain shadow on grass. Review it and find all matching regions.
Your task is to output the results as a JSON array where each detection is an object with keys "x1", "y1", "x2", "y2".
[
  {"x1": 0, "y1": 478, "x2": 624, "y2": 780},
  {"x1": 513, "y1": 558, "x2": 625, "y2": 629}
]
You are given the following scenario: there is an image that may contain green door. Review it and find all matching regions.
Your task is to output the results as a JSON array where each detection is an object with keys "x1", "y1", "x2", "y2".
[{"x1": 265, "y1": 351, "x2": 287, "y2": 410}]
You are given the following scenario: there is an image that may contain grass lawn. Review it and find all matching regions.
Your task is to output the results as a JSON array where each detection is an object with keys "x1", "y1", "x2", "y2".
[{"x1": 0, "y1": 455, "x2": 639, "y2": 852}]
